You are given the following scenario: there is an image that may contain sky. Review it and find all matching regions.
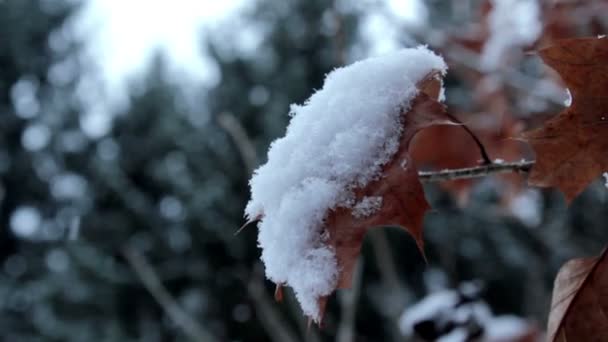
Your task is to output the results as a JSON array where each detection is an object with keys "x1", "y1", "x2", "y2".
[
  {"x1": 75, "y1": 0, "x2": 246, "y2": 89},
  {"x1": 74, "y1": 0, "x2": 425, "y2": 89},
  {"x1": 66, "y1": 0, "x2": 428, "y2": 135}
]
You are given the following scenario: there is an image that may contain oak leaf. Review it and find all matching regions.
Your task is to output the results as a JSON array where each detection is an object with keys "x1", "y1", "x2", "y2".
[
  {"x1": 547, "y1": 248, "x2": 608, "y2": 342},
  {"x1": 316, "y1": 73, "x2": 457, "y2": 319},
  {"x1": 521, "y1": 37, "x2": 608, "y2": 202}
]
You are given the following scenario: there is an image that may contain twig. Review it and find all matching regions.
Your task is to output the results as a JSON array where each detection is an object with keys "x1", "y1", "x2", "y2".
[
  {"x1": 337, "y1": 259, "x2": 364, "y2": 342},
  {"x1": 418, "y1": 160, "x2": 534, "y2": 183},
  {"x1": 369, "y1": 231, "x2": 405, "y2": 294},
  {"x1": 217, "y1": 112, "x2": 258, "y2": 174},
  {"x1": 283, "y1": 288, "x2": 323, "y2": 342},
  {"x1": 368, "y1": 230, "x2": 410, "y2": 341},
  {"x1": 444, "y1": 112, "x2": 492, "y2": 165},
  {"x1": 123, "y1": 247, "x2": 218, "y2": 342},
  {"x1": 247, "y1": 265, "x2": 300, "y2": 342}
]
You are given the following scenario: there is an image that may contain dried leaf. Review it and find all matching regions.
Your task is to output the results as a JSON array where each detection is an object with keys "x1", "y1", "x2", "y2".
[
  {"x1": 522, "y1": 37, "x2": 608, "y2": 202},
  {"x1": 323, "y1": 73, "x2": 456, "y2": 298},
  {"x1": 547, "y1": 248, "x2": 608, "y2": 342}
]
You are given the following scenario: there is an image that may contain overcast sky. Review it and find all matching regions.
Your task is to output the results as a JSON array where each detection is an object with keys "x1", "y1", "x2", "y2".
[
  {"x1": 75, "y1": 0, "x2": 425, "y2": 86},
  {"x1": 75, "y1": 0, "x2": 246, "y2": 88},
  {"x1": 64, "y1": 0, "x2": 426, "y2": 138}
]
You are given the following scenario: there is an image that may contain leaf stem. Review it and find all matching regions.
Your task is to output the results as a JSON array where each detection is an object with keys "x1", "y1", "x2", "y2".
[
  {"x1": 418, "y1": 160, "x2": 534, "y2": 183},
  {"x1": 444, "y1": 112, "x2": 493, "y2": 165}
]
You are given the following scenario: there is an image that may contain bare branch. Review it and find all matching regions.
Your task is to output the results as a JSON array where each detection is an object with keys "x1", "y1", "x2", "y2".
[
  {"x1": 443, "y1": 111, "x2": 492, "y2": 165},
  {"x1": 247, "y1": 265, "x2": 300, "y2": 342},
  {"x1": 418, "y1": 160, "x2": 534, "y2": 183},
  {"x1": 123, "y1": 248, "x2": 218, "y2": 342},
  {"x1": 368, "y1": 230, "x2": 410, "y2": 340},
  {"x1": 217, "y1": 112, "x2": 258, "y2": 174},
  {"x1": 337, "y1": 259, "x2": 364, "y2": 342}
]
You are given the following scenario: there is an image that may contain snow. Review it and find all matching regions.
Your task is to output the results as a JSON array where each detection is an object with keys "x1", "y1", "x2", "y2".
[
  {"x1": 399, "y1": 283, "x2": 491, "y2": 339},
  {"x1": 352, "y1": 196, "x2": 383, "y2": 219},
  {"x1": 484, "y1": 316, "x2": 531, "y2": 341},
  {"x1": 399, "y1": 290, "x2": 460, "y2": 335},
  {"x1": 438, "y1": 329, "x2": 469, "y2": 342},
  {"x1": 400, "y1": 283, "x2": 534, "y2": 341},
  {"x1": 245, "y1": 47, "x2": 447, "y2": 321},
  {"x1": 603, "y1": 172, "x2": 608, "y2": 189},
  {"x1": 508, "y1": 189, "x2": 542, "y2": 227},
  {"x1": 10, "y1": 206, "x2": 42, "y2": 239},
  {"x1": 480, "y1": 0, "x2": 541, "y2": 71}
]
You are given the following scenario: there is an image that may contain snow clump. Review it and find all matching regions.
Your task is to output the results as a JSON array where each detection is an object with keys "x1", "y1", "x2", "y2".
[{"x1": 245, "y1": 47, "x2": 447, "y2": 321}]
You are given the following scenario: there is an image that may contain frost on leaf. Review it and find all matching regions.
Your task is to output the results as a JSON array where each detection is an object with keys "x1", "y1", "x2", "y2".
[
  {"x1": 244, "y1": 47, "x2": 455, "y2": 322},
  {"x1": 521, "y1": 37, "x2": 608, "y2": 202},
  {"x1": 547, "y1": 248, "x2": 608, "y2": 342}
]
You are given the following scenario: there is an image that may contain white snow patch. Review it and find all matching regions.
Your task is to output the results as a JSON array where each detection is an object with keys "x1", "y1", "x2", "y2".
[
  {"x1": 352, "y1": 196, "x2": 383, "y2": 219},
  {"x1": 10, "y1": 206, "x2": 42, "y2": 239},
  {"x1": 603, "y1": 172, "x2": 608, "y2": 189},
  {"x1": 246, "y1": 47, "x2": 447, "y2": 321},
  {"x1": 399, "y1": 290, "x2": 460, "y2": 335},
  {"x1": 509, "y1": 189, "x2": 542, "y2": 227},
  {"x1": 400, "y1": 284, "x2": 534, "y2": 341},
  {"x1": 480, "y1": 0, "x2": 541, "y2": 71},
  {"x1": 438, "y1": 330, "x2": 469, "y2": 342},
  {"x1": 484, "y1": 316, "x2": 531, "y2": 341}
]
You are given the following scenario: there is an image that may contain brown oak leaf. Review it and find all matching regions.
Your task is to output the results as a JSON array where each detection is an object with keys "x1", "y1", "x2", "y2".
[
  {"x1": 314, "y1": 72, "x2": 458, "y2": 321},
  {"x1": 521, "y1": 37, "x2": 608, "y2": 202},
  {"x1": 547, "y1": 248, "x2": 608, "y2": 342}
]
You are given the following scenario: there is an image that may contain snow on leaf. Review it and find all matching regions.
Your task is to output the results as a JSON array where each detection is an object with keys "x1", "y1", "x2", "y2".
[
  {"x1": 324, "y1": 77, "x2": 454, "y2": 292},
  {"x1": 521, "y1": 37, "x2": 608, "y2": 202},
  {"x1": 244, "y1": 47, "x2": 452, "y2": 322}
]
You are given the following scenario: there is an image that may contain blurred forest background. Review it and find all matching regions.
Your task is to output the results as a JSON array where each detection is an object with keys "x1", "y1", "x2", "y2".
[{"x1": 1, "y1": 0, "x2": 608, "y2": 341}]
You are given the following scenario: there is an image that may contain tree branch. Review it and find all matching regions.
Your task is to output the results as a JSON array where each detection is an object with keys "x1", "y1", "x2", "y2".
[
  {"x1": 217, "y1": 112, "x2": 258, "y2": 174},
  {"x1": 418, "y1": 160, "x2": 534, "y2": 183},
  {"x1": 443, "y1": 112, "x2": 492, "y2": 165},
  {"x1": 247, "y1": 264, "x2": 300, "y2": 342},
  {"x1": 123, "y1": 247, "x2": 218, "y2": 342},
  {"x1": 337, "y1": 259, "x2": 364, "y2": 342}
]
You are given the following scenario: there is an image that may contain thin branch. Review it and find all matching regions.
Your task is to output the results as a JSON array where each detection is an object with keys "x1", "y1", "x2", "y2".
[
  {"x1": 368, "y1": 230, "x2": 410, "y2": 341},
  {"x1": 123, "y1": 248, "x2": 218, "y2": 342},
  {"x1": 337, "y1": 259, "x2": 364, "y2": 342},
  {"x1": 217, "y1": 112, "x2": 258, "y2": 174},
  {"x1": 418, "y1": 160, "x2": 534, "y2": 183},
  {"x1": 369, "y1": 231, "x2": 405, "y2": 294},
  {"x1": 247, "y1": 265, "x2": 300, "y2": 342},
  {"x1": 283, "y1": 288, "x2": 323, "y2": 342},
  {"x1": 444, "y1": 112, "x2": 492, "y2": 165}
]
